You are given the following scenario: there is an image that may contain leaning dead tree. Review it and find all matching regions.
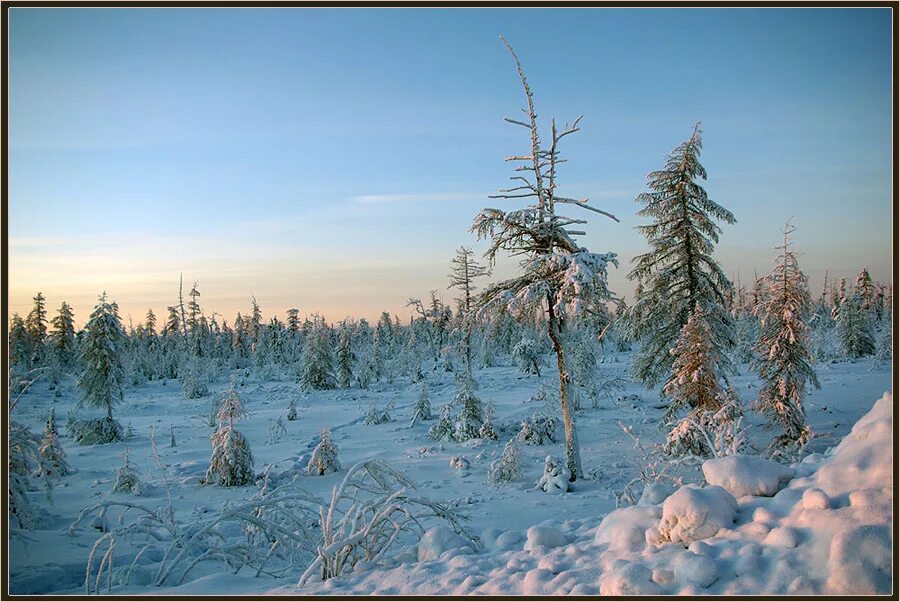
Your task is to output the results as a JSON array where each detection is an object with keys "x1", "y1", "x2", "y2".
[{"x1": 472, "y1": 36, "x2": 619, "y2": 481}]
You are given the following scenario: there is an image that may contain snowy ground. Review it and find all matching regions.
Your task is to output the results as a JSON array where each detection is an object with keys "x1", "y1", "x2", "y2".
[{"x1": 8, "y1": 350, "x2": 893, "y2": 595}]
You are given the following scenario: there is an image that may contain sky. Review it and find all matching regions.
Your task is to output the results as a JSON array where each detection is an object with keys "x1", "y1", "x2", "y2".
[{"x1": 7, "y1": 7, "x2": 893, "y2": 328}]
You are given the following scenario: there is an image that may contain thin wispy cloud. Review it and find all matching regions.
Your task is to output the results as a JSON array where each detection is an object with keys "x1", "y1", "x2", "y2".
[{"x1": 351, "y1": 192, "x2": 482, "y2": 204}]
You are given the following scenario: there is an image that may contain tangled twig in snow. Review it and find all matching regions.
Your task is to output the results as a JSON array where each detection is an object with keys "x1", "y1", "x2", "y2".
[{"x1": 297, "y1": 459, "x2": 477, "y2": 586}]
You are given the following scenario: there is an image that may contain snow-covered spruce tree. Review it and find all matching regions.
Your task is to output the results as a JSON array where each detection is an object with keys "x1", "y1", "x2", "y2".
[
  {"x1": 112, "y1": 447, "x2": 144, "y2": 494},
  {"x1": 452, "y1": 379, "x2": 485, "y2": 442},
  {"x1": 307, "y1": 426, "x2": 341, "y2": 476},
  {"x1": 536, "y1": 455, "x2": 571, "y2": 493},
  {"x1": 9, "y1": 314, "x2": 32, "y2": 371},
  {"x1": 50, "y1": 301, "x2": 76, "y2": 371},
  {"x1": 9, "y1": 419, "x2": 42, "y2": 529},
  {"x1": 181, "y1": 356, "x2": 211, "y2": 399},
  {"x1": 38, "y1": 408, "x2": 70, "y2": 478},
  {"x1": 628, "y1": 123, "x2": 736, "y2": 388},
  {"x1": 448, "y1": 246, "x2": 490, "y2": 383},
  {"x1": 287, "y1": 396, "x2": 298, "y2": 421},
  {"x1": 662, "y1": 303, "x2": 728, "y2": 430},
  {"x1": 512, "y1": 336, "x2": 541, "y2": 376},
  {"x1": 854, "y1": 267, "x2": 878, "y2": 312},
  {"x1": 488, "y1": 438, "x2": 522, "y2": 484},
  {"x1": 205, "y1": 379, "x2": 254, "y2": 486},
  {"x1": 479, "y1": 400, "x2": 499, "y2": 440},
  {"x1": 298, "y1": 316, "x2": 336, "y2": 390},
  {"x1": 409, "y1": 381, "x2": 433, "y2": 426},
  {"x1": 836, "y1": 293, "x2": 876, "y2": 358},
  {"x1": 75, "y1": 293, "x2": 127, "y2": 444},
  {"x1": 752, "y1": 223, "x2": 819, "y2": 454},
  {"x1": 471, "y1": 39, "x2": 618, "y2": 481},
  {"x1": 428, "y1": 403, "x2": 456, "y2": 442},
  {"x1": 25, "y1": 292, "x2": 49, "y2": 366},
  {"x1": 335, "y1": 319, "x2": 354, "y2": 389}
]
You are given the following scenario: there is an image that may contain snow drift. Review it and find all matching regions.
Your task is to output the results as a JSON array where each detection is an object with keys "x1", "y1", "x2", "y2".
[{"x1": 281, "y1": 392, "x2": 893, "y2": 596}]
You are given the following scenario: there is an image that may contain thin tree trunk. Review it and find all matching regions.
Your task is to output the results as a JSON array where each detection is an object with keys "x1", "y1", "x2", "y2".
[{"x1": 547, "y1": 300, "x2": 582, "y2": 481}]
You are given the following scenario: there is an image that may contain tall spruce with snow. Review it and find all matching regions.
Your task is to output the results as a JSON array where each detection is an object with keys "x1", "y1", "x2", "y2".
[
  {"x1": 448, "y1": 246, "x2": 490, "y2": 383},
  {"x1": 471, "y1": 38, "x2": 618, "y2": 480},
  {"x1": 298, "y1": 316, "x2": 336, "y2": 390},
  {"x1": 25, "y1": 292, "x2": 48, "y2": 365},
  {"x1": 628, "y1": 124, "x2": 736, "y2": 388},
  {"x1": 9, "y1": 314, "x2": 32, "y2": 370},
  {"x1": 76, "y1": 293, "x2": 127, "y2": 439},
  {"x1": 854, "y1": 267, "x2": 878, "y2": 311},
  {"x1": 752, "y1": 223, "x2": 819, "y2": 454},
  {"x1": 335, "y1": 319, "x2": 354, "y2": 389},
  {"x1": 50, "y1": 301, "x2": 76, "y2": 370},
  {"x1": 836, "y1": 293, "x2": 876, "y2": 358}
]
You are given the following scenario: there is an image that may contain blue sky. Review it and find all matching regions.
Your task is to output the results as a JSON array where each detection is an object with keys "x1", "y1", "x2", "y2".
[{"x1": 8, "y1": 8, "x2": 893, "y2": 325}]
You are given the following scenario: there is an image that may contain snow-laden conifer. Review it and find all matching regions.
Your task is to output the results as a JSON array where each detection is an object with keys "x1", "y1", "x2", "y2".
[
  {"x1": 335, "y1": 319, "x2": 354, "y2": 389},
  {"x1": 662, "y1": 303, "x2": 727, "y2": 422},
  {"x1": 512, "y1": 337, "x2": 541, "y2": 376},
  {"x1": 50, "y1": 301, "x2": 76, "y2": 370},
  {"x1": 488, "y1": 439, "x2": 522, "y2": 484},
  {"x1": 307, "y1": 426, "x2": 341, "y2": 476},
  {"x1": 205, "y1": 378, "x2": 254, "y2": 486},
  {"x1": 112, "y1": 448, "x2": 144, "y2": 495},
  {"x1": 38, "y1": 408, "x2": 71, "y2": 478},
  {"x1": 536, "y1": 455, "x2": 570, "y2": 492},
  {"x1": 409, "y1": 382, "x2": 433, "y2": 427},
  {"x1": 428, "y1": 403, "x2": 455, "y2": 442},
  {"x1": 452, "y1": 380, "x2": 484, "y2": 442},
  {"x1": 751, "y1": 223, "x2": 819, "y2": 454},
  {"x1": 628, "y1": 124, "x2": 736, "y2": 388},
  {"x1": 298, "y1": 316, "x2": 336, "y2": 390},
  {"x1": 75, "y1": 293, "x2": 127, "y2": 444},
  {"x1": 448, "y1": 246, "x2": 490, "y2": 383},
  {"x1": 836, "y1": 293, "x2": 876, "y2": 358}
]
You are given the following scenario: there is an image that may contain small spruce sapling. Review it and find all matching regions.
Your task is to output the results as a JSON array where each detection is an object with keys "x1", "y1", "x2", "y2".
[
  {"x1": 307, "y1": 427, "x2": 341, "y2": 476},
  {"x1": 112, "y1": 448, "x2": 144, "y2": 495},
  {"x1": 428, "y1": 404, "x2": 455, "y2": 442},
  {"x1": 488, "y1": 439, "x2": 522, "y2": 484},
  {"x1": 409, "y1": 382, "x2": 433, "y2": 427},
  {"x1": 452, "y1": 381, "x2": 485, "y2": 442},
  {"x1": 38, "y1": 408, "x2": 71, "y2": 478},
  {"x1": 512, "y1": 337, "x2": 541, "y2": 376},
  {"x1": 205, "y1": 379, "x2": 254, "y2": 486},
  {"x1": 536, "y1": 455, "x2": 571, "y2": 493},
  {"x1": 478, "y1": 401, "x2": 499, "y2": 440}
]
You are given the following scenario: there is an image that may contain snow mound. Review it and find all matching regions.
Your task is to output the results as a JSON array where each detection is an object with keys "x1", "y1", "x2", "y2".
[
  {"x1": 524, "y1": 526, "x2": 570, "y2": 551},
  {"x1": 825, "y1": 524, "x2": 892, "y2": 594},
  {"x1": 811, "y1": 392, "x2": 893, "y2": 496},
  {"x1": 702, "y1": 454, "x2": 794, "y2": 498},
  {"x1": 417, "y1": 526, "x2": 473, "y2": 562},
  {"x1": 598, "y1": 561, "x2": 663, "y2": 595},
  {"x1": 657, "y1": 485, "x2": 737, "y2": 544},
  {"x1": 673, "y1": 551, "x2": 719, "y2": 587},
  {"x1": 637, "y1": 482, "x2": 675, "y2": 506},
  {"x1": 594, "y1": 505, "x2": 661, "y2": 551}
]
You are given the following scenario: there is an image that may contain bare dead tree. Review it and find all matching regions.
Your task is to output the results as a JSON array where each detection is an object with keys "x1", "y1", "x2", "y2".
[{"x1": 471, "y1": 37, "x2": 619, "y2": 480}]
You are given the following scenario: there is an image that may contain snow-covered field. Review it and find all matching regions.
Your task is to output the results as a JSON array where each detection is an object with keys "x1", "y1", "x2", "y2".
[{"x1": 8, "y1": 351, "x2": 893, "y2": 596}]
